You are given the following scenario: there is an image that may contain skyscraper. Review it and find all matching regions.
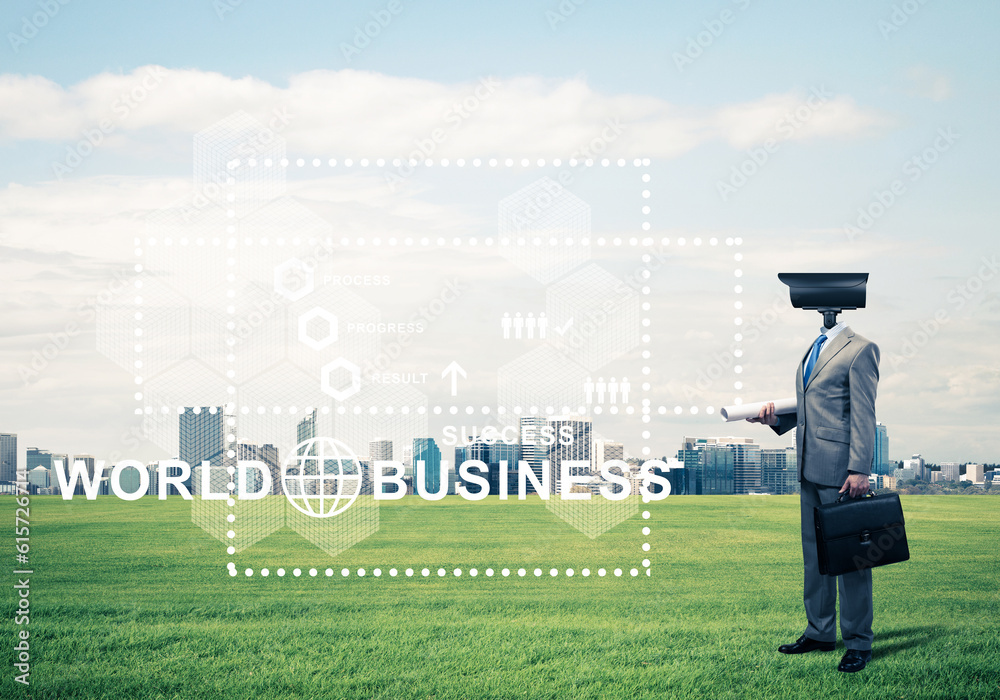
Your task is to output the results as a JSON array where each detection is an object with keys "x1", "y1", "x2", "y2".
[
  {"x1": 297, "y1": 409, "x2": 317, "y2": 445},
  {"x1": 179, "y1": 406, "x2": 233, "y2": 495},
  {"x1": 237, "y1": 443, "x2": 281, "y2": 495},
  {"x1": 370, "y1": 438, "x2": 394, "y2": 495},
  {"x1": 871, "y1": 423, "x2": 890, "y2": 475},
  {"x1": 518, "y1": 416, "x2": 549, "y2": 495},
  {"x1": 761, "y1": 447, "x2": 799, "y2": 495},
  {"x1": 413, "y1": 437, "x2": 443, "y2": 495},
  {"x1": 713, "y1": 437, "x2": 761, "y2": 494},
  {"x1": 592, "y1": 440, "x2": 624, "y2": 471},
  {"x1": 676, "y1": 436, "x2": 762, "y2": 494},
  {"x1": 489, "y1": 440, "x2": 521, "y2": 495},
  {"x1": 939, "y1": 462, "x2": 960, "y2": 482},
  {"x1": 455, "y1": 438, "x2": 491, "y2": 496},
  {"x1": 902, "y1": 454, "x2": 926, "y2": 481},
  {"x1": 678, "y1": 438, "x2": 736, "y2": 495},
  {"x1": 1, "y1": 433, "x2": 17, "y2": 485},
  {"x1": 28, "y1": 466, "x2": 50, "y2": 492},
  {"x1": 547, "y1": 416, "x2": 592, "y2": 495},
  {"x1": 70, "y1": 455, "x2": 96, "y2": 496}
]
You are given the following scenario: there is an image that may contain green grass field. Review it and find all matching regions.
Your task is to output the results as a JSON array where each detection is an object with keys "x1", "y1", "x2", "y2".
[{"x1": 4, "y1": 495, "x2": 998, "y2": 699}]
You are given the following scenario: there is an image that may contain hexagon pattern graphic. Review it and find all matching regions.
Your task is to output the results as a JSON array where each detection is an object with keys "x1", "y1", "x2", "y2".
[
  {"x1": 545, "y1": 263, "x2": 642, "y2": 372},
  {"x1": 95, "y1": 112, "x2": 658, "y2": 557},
  {"x1": 298, "y1": 307, "x2": 338, "y2": 350},
  {"x1": 193, "y1": 110, "x2": 286, "y2": 218},
  {"x1": 497, "y1": 177, "x2": 591, "y2": 284}
]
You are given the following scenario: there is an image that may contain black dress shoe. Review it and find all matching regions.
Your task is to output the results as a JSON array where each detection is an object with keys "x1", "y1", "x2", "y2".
[
  {"x1": 838, "y1": 649, "x2": 873, "y2": 673},
  {"x1": 778, "y1": 635, "x2": 836, "y2": 654}
]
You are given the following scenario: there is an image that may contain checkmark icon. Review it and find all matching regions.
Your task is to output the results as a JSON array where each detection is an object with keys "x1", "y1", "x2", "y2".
[{"x1": 555, "y1": 317, "x2": 574, "y2": 335}]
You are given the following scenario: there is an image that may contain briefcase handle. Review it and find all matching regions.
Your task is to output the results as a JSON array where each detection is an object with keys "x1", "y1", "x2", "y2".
[{"x1": 836, "y1": 489, "x2": 876, "y2": 504}]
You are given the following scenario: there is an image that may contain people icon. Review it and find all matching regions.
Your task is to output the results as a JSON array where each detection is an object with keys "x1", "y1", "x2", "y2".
[
  {"x1": 500, "y1": 311, "x2": 549, "y2": 340},
  {"x1": 583, "y1": 374, "x2": 631, "y2": 405},
  {"x1": 595, "y1": 376, "x2": 607, "y2": 404}
]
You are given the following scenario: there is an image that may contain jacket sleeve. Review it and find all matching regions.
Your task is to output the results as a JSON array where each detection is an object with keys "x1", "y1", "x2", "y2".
[
  {"x1": 771, "y1": 411, "x2": 797, "y2": 437},
  {"x1": 847, "y1": 341, "x2": 880, "y2": 475}
]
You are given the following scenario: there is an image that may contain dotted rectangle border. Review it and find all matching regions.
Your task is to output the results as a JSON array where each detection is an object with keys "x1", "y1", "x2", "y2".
[{"x1": 131, "y1": 158, "x2": 743, "y2": 580}]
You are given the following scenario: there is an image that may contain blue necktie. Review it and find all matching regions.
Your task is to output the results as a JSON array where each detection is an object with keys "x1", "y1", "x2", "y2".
[{"x1": 802, "y1": 333, "x2": 828, "y2": 387}]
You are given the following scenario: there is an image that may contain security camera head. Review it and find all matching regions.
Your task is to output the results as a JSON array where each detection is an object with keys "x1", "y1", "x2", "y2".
[{"x1": 778, "y1": 272, "x2": 868, "y2": 329}]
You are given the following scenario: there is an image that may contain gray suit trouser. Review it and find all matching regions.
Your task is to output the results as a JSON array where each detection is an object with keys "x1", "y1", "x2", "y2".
[{"x1": 800, "y1": 479, "x2": 874, "y2": 650}]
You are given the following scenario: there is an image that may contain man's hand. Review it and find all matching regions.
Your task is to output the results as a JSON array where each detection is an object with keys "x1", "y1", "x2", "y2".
[
  {"x1": 839, "y1": 473, "x2": 870, "y2": 499},
  {"x1": 746, "y1": 401, "x2": 778, "y2": 426}
]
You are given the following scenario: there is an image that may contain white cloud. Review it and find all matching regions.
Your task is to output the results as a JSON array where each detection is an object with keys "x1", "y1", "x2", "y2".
[{"x1": 0, "y1": 66, "x2": 889, "y2": 161}]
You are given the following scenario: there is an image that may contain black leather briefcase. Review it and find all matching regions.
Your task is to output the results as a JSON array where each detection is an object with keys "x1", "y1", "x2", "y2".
[{"x1": 814, "y1": 491, "x2": 910, "y2": 576}]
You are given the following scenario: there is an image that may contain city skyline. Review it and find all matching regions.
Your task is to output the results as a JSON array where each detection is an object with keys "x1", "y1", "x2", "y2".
[{"x1": 2, "y1": 5, "x2": 998, "y2": 467}]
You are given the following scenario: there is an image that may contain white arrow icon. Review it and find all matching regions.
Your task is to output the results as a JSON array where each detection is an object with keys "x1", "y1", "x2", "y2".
[{"x1": 441, "y1": 361, "x2": 467, "y2": 397}]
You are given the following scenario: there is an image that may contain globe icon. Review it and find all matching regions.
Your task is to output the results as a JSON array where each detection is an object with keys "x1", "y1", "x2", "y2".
[{"x1": 281, "y1": 437, "x2": 363, "y2": 518}]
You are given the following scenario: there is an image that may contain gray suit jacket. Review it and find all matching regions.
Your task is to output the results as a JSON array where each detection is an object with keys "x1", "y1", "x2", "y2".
[{"x1": 772, "y1": 326, "x2": 880, "y2": 488}]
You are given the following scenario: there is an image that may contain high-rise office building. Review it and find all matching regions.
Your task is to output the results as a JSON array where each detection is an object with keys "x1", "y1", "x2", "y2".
[
  {"x1": 677, "y1": 436, "x2": 761, "y2": 494},
  {"x1": 678, "y1": 439, "x2": 736, "y2": 495},
  {"x1": 939, "y1": 462, "x2": 961, "y2": 482},
  {"x1": 145, "y1": 461, "x2": 161, "y2": 496},
  {"x1": 28, "y1": 466, "x2": 50, "y2": 491},
  {"x1": 369, "y1": 438, "x2": 392, "y2": 462},
  {"x1": 455, "y1": 438, "x2": 491, "y2": 496},
  {"x1": 761, "y1": 447, "x2": 799, "y2": 495},
  {"x1": 413, "y1": 437, "x2": 443, "y2": 495},
  {"x1": 370, "y1": 439, "x2": 394, "y2": 495},
  {"x1": 297, "y1": 409, "x2": 317, "y2": 445},
  {"x1": 1, "y1": 433, "x2": 17, "y2": 485},
  {"x1": 237, "y1": 443, "x2": 281, "y2": 495},
  {"x1": 489, "y1": 440, "x2": 521, "y2": 495},
  {"x1": 967, "y1": 463, "x2": 985, "y2": 484},
  {"x1": 902, "y1": 454, "x2": 926, "y2": 481},
  {"x1": 713, "y1": 437, "x2": 761, "y2": 494},
  {"x1": 179, "y1": 406, "x2": 233, "y2": 495},
  {"x1": 547, "y1": 416, "x2": 592, "y2": 495},
  {"x1": 518, "y1": 416, "x2": 549, "y2": 495},
  {"x1": 70, "y1": 454, "x2": 97, "y2": 496},
  {"x1": 872, "y1": 423, "x2": 890, "y2": 475},
  {"x1": 592, "y1": 440, "x2": 624, "y2": 471}
]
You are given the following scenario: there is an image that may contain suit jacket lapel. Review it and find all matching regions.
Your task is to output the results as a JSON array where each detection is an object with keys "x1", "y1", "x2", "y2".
[{"x1": 805, "y1": 327, "x2": 853, "y2": 389}]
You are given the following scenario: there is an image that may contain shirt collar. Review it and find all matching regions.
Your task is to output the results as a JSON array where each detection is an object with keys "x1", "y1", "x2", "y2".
[{"x1": 820, "y1": 320, "x2": 848, "y2": 344}]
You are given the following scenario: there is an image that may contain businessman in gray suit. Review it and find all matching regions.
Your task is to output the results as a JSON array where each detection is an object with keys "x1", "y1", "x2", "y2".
[{"x1": 748, "y1": 320, "x2": 880, "y2": 673}]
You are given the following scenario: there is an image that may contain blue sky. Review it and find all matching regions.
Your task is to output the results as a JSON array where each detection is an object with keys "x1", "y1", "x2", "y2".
[{"x1": 1, "y1": 0, "x2": 998, "y2": 465}]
